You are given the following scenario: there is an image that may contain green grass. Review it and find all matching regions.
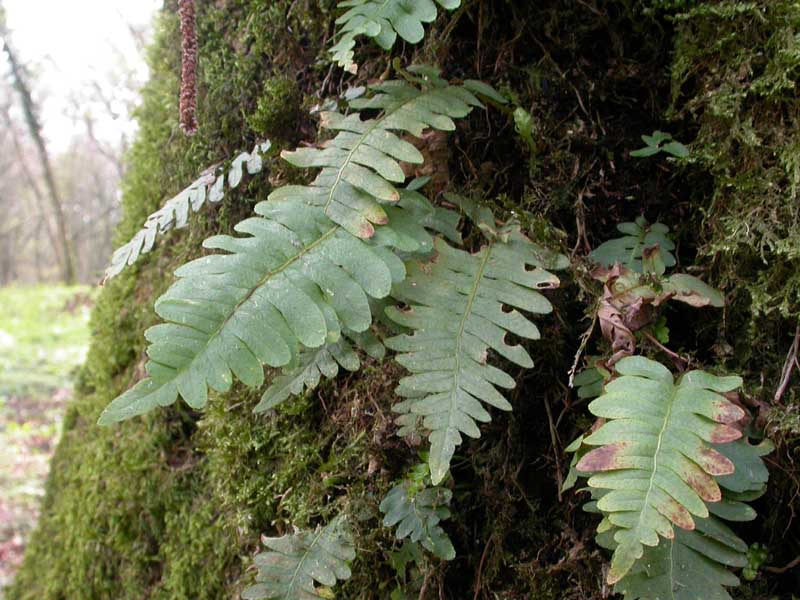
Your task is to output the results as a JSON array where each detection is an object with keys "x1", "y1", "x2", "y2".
[
  {"x1": 0, "y1": 285, "x2": 92, "y2": 397},
  {"x1": 0, "y1": 284, "x2": 92, "y2": 591}
]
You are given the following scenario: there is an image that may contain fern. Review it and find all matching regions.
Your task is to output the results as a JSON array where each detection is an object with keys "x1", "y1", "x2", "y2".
[
  {"x1": 590, "y1": 216, "x2": 676, "y2": 272},
  {"x1": 99, "y1": 72, "x2": 491, "y2": 425},
  {"x1": 255, "y1": 183, "x2": 460, "y2": 413},
  {"x1": 330, "y1": 0, "x2": 461, "y2": 73},
  {"x1": 610, "y1": 438, "x2": 771, "y2": 599},
  {"x1": 386, "y1": 202, "x2": 568, "y2": 484},
  {"x1": 98, "y1": 200, "x2": 401, "y2": 424},
  {"x1": 242, "y1": 516, "x2": 355, "y2": 600},
  {"x1": 609, "y1": 515, "x2": 747, "y2": 600},
  {"x1": 575, "y1": 356, "x2": 749, "y2": 584},
  {"x1": 276, "y1": 71, "x2": 502, "y2": 239},
  {"x1": 380, "y1": 480, "x2": 455, "y2": 560},
  {"x1": 104, "y1": 141, "x2": 271, "y2": 280}
]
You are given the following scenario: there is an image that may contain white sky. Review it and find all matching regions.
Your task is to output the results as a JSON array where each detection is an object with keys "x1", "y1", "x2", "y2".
[{"x1": 3, "y1": 0, "x2": 161, "y2": 153}]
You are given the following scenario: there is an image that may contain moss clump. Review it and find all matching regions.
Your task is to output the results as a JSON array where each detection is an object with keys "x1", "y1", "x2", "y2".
[{"x1": 247, "y1": 77, "x2": 303, "y2": 141}]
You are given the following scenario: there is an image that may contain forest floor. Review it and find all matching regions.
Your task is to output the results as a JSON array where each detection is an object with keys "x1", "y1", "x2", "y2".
[{"x1": 0, "y1": 285, "x2": 92, "y2": 592}]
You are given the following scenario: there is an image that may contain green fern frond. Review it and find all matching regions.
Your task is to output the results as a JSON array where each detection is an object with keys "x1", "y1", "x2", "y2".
[
  {"x1": 590, "y1": 216, "x2": 676, "y2": 272},
  {"x1": 98, "y1": 201, "x2": 398, "y2": 424},
  {"x1": 276, "y1": 73, "x2": 501, "y2": 239},
  {"x1": 104, "y1": 141, "x2": 271, "y2": 280},
  {"x1": 380, "y1": 481, "x2": 455, "y2": 560},
  {"x1": 242, "y1": 516, "x2": 355, "y2": 600},
  {"x1": 611, "y1": 438, "x2": 771, "y2": 599},
  {"x1": 575, "y1": 356, "x2": 749, "y2": 584},
  {"x1": 329, "y1": 0, "x2": 461, "y2": 73},
  {"x1": 386, "y1": 214, "x2": 568, "y2": 484}
]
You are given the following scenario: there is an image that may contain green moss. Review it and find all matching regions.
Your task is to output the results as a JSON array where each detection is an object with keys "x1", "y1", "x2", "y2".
[{"x1": 247, "y1": 77, "x2": 303, "y2": 141}]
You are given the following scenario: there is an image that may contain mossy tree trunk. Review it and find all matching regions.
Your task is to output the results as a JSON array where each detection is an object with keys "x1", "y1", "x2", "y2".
[{"x1": 9, "y1": 1, "x2": 800, "y2": 598}]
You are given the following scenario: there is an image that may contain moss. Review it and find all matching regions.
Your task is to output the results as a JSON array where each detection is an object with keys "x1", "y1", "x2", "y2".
[{"x1": 247, "y1": 77, "x2": 303, "y2": 141}]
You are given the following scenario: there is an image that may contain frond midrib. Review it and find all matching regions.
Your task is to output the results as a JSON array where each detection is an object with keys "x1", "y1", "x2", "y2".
[
  {"x1": 629, "y1": 380, "x2": 676, "y2": 545},
  {"x1": 287, "y1": 526, "x2": 327, "y2": 596},
  {"x1": 438, "y1": 242, "x2": 493, "y2": 479}
]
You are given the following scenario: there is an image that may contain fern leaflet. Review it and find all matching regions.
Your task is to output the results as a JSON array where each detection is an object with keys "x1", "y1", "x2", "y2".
[
  {"x1": 575, "y1": 356, "x2": 748, "y2": 584},
  {"x1": 254, "y1": 330, "x2": 383, "y2": 413},
  {"x1": 242, "y1": 516, "x2": 355, "y2": 600},
  {"x1": 104, "y1": 141, "x2": 271, "y2": 280},
  {"x1": 386, "y1": 206, "x2": 568, "y2": 484},
  {"x1": 253, "y1": 184, "x2": 460, "y2": 413},
  {"x1": 590, "y1": 216, "x2": 676, "y2": 272},
  {"x1": 330, "y1": 0, "x2": 461, "y2": 73}
]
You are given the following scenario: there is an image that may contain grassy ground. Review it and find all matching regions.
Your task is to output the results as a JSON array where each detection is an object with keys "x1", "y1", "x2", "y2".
[{"x1": 0, "y1": 285, "x2": 92, "y2": 591}]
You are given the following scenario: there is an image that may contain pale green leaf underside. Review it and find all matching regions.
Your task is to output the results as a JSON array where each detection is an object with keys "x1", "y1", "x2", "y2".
[
  {"x1": 380, "y1": 482, "x2": 455, "y2": 560},
  {"x1": 386, "y1": 225, "x2": 566, "y2": 484},
  {"x1": 98, "y1": 201, "x2": 399, "y2": 425},
  {"x1": 576, "y1": 356, "x2": 746, "y2": 584},
  {"x1": 330, "y1": 0, "x2": 461, "y2": 72},
  {"x1": 242, "y1": 516, "x2": 355, "y2": 600},
  {"x1": 104, "y1": 141, "x2": 271, "y2": 280},
  {"x1": 278, "y1": 76, "x2": 488, "y2": 239}
]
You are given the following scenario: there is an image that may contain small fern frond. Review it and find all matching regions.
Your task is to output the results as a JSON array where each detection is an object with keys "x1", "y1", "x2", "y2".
[
  {"x1": 98, "y1": 201, "x2": 397, "y2": 424},
  {"x1": 575, "y1": 356, "x2": 748, "y2": 584},
  {"x1": 386, "y1": 214, "x2": 568, "y2": 484},
  {"x1": 254, "y1": 330, "x2": 384, "y2": 413},
  {"x1": 380, "y1": 481, "x2": 455, "y2": 560},
  {"x1": 590, "y1": 216, "x2": 675, "y2": 272},
  {"x1": 104, "y1": 141, "x2": 271, "y2": 281},
  {"x1": 276, "y1": 73, "x2": 501, "y2": 238},
  {"x1": 329, "y1": 0, "x2": 461, "y2": 73},
  {"x1": 242, "y1": 516, "x2": 355, "y2": 600}
]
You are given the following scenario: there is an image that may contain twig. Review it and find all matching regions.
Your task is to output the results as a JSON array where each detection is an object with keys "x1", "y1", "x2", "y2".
[
  {"x1": 774, "y1": 323, "x2": 800, "y2": 404},
  {"x1": 642, "y1": 331, "x2": 689, "y2": 370},
  {"x1": 568, "y1": 310, "x2": 598, "y2": 387},
  {"x1": 472, "y1": 535, "x2": 495, "y2": 600},
  {"x1": 418, "y1": 564, "x2": 434, "y2": 600},
  {"x1": 544, "y1": 395, "x2": 564, "y2": 500},
  {"x1": 764, "y1": 554, "x2": 800, "y2": 574}
]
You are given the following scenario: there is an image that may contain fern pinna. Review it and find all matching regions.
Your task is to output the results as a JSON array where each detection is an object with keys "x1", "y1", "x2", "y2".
[
  {"x1": 242, "y1": 516, "x2": 355, "y2": 600},
  {"x1": 277, "y1": 68, "x2": 501, "y2": 238},
  {"x1": 104, "y1": 141, "x2": 272, "y2": 280}
]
